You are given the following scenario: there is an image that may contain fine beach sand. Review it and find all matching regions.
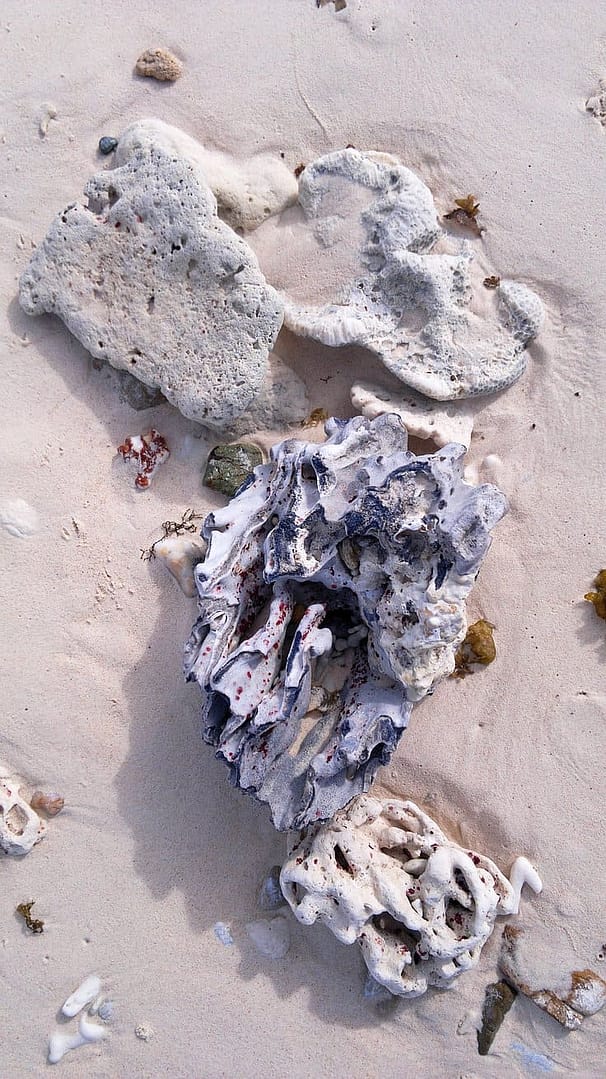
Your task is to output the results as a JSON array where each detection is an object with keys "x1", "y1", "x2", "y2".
[{"x1": 2, "y1": 2, "x2": 606, "y2": 1075}]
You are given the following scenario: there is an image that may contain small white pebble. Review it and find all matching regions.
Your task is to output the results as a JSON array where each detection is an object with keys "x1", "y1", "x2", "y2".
[{"x1": 135, "y1": 1023, "x2": 154, "y2": 1041}]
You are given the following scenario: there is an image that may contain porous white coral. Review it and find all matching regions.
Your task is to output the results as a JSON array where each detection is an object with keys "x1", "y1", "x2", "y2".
[
  {"x1": 19, "y1": 122, "x2": 283, "y2": 430},
  {"x1": 280, "y1": 794, "x2": 542, "y2": 997},
  {"x1": 0, "y1": 769, "x2": 46, "y2": 855},
  {"x1": 282, "y1": 149, "x2": 544, "y2": 400},
  {"x1": 185, "y1": 413, "x2": 506, "y2": 830}
]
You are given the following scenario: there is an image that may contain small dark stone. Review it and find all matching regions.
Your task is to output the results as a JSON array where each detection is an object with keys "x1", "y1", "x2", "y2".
[
  {"x1": 477, "y1": 980, "x2": 517, "y2": 1055},
  {"x1": 203, "y1": 443, "x2": 263, "y2": 498},
  {"x1": 98, "y1": 136, "x2": 118, "y2": 155}
]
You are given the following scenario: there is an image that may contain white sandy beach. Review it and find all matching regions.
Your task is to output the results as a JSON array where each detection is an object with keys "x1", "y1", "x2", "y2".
[{"x1": 2, "y1": 1, "x2": 606, "y2": 1075}]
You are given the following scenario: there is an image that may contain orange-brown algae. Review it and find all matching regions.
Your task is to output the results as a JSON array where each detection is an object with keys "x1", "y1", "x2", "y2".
[
  {"x1": 584, "y1": 570, "x2": 606, "y2": 620},
  {"x1": 453, "y1": 619, "x2": 496, "y2": 677}
]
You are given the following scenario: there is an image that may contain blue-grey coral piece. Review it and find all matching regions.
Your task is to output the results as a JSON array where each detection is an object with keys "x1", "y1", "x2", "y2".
[{"x1": 184, "y1": 414, "x2": 507, "y2": 830}]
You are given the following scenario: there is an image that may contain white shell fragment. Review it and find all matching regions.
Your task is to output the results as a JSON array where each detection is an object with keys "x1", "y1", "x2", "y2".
[
  {"x1": 280, "y1": 795, "x2": 542, "y2": 998},
  {"x1": 0, "y1": 771, "x2": 46, "y2": 855},
  {"x1": 499, "y1": 925, "x2": 606, "y2": 1030},
  {"x1": 246, "y1": 916, "x2": 291, "y2": 958},
  {"x1": 185, "y1": 413, "x2": 506, "y2": 830},
  {"x1": 62, "y1": 974, "x2": 102, "y2": 1017},
  {"x1": 48, "y1": 1012, "x2": 108, "y2": 1065},
  {"x1": 19, "y1": 121, "x2": 283, "y2": 430},
  {"x1": 155, "y1": 534, "x2": 208, "y2": 597},
  {"x1": 351, "y1": 381, "x2": 475, "y2": 448},
  {"x1": 282, "y1": 149, "x2": 544, "y2": 400}
]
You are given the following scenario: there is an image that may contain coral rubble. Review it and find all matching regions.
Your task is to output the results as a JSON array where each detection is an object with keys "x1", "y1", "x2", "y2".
[
  {"x1": 280, "y1": 794, "x2": 542, "y2": 997},
  {"x1": 185, "y1": 413, "x2": 506, "y2": 830},
  {"x1": 0, "y1": 770, "x2": 46, "y2": 855}
]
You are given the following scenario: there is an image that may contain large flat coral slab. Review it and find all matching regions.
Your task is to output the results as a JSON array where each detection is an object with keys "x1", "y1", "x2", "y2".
[{"x1": 19, "y1": 123, "x2": 284, "y2": 429}]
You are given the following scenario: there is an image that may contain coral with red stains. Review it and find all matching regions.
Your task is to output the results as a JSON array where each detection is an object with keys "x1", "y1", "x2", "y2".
[{"x1": 117, "y1": 429, "x2": 169, "y2": 489}]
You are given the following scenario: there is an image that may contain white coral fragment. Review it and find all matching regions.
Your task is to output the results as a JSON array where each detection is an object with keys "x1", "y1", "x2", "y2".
[
  {"x1": 19, "y1": 121, "x2": 283, "y2": 430},
  {"x1": 283, "y1": 149, "x2": 544, "y2": 400},
  {"x1": 0, "y1": 770, "x2": 46, "y2": 855},
  {"x1": 61, "y1": 974, "x2": 102, "y2": 1018},
  {"x1": 280, "y1": 794, "x2": 541, "y2": 998},
  {"x1": 351, "y1": 380, "x2": 474, "y2": 448},
  {"x1": 48, "y1": 1012, "x2": 108, "y2": 1065}
]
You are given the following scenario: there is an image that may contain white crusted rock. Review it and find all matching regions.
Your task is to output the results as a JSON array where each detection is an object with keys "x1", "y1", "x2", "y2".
[
  {"x1": 19, "y1": 123, "x2": 284, "y2": 430},
  {"x1": 281, "y1": 795, "x2": 542, "y2": 998},
  {"x1": 185, "y1": 414, "x2": 506, "y2": 830},
  {"x1": 351, "y1": 381, "x2": 474, "y2": 448},
  {"x1": 281, "y1": 149, "x2": 544, "y2": 400},
  {"x1": 0, "y1": 770, "x2": 46, "y2": 855},
  {"x1": 116, "y1": 119, "x2": 298, "y2": 231}
]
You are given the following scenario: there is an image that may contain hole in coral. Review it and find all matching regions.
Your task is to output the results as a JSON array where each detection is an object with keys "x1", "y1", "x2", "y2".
[{"x1": 334, "y1": 844, "x2": 354, "y2": 875}]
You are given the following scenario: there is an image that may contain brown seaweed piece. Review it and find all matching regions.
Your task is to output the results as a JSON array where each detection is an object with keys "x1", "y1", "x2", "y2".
[
  {"x1": 483, "y1": 275, "x2": 501, "y2": 289},
  {"x1": 477, "y1": 980, "x2": 517, "y2": 1055},
  {"x1": 444, "y1": 194, "x2": 484, "y2": 235},
  {"x1": 301, "y1": 407, "x2": 330, "y2": 428},
  {"x1": 16, "y1": 900, "x2": 44, "y2": 934},
  {"x1": 499, "y1": 925, "x2": 606, "y2": 1030},
  {"x1": 453, "y1": 619, "x2": 496, "y2": 677},
  {"x1": 584, "y1": 569, "x2": 606, "y2": 620}
]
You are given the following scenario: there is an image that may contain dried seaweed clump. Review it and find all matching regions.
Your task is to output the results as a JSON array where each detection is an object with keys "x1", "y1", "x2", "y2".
[
  {"x1": 16, "y1": 900, "x2": 44, "y2": 933},
  {"x1": 185, "y1": 414, "x2": 507, "y2": 830},
  {"x1": 453, "y1": 618, "x2": 496, "y2": 676},
  {"x1": 584, "y1": 569, "x2": 606, "y2": 621},
  {"x1": 280, "y1": 795, "x2": 541, "y2": 997}
]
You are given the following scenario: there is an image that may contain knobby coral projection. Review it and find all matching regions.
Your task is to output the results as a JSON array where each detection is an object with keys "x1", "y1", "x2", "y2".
[{"x1": 185, "y1": 414, "x2": 506, "y2": 830}]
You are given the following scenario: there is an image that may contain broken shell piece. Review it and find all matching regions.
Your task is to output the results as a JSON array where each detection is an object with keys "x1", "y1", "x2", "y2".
[
  {"x1": 30, "y1": 790, "x2": 64, "y2": 817},
  {"x1": 282, "y1": 149, "x2": 543, "y2": 400},
  {"x1": 154, "y1": 534, "x2": 207, "y2": 597},
  {"x1": 185, "y1": 414, "x2": 506, "y2": 830},
  {"x1": 499, "y1": 925, "x2": 606, "y2": 1029},
  {"x1": 258, "y1": 865, "x2": 285, "y2": 910},
  {"x1": 246, "y1": 916, "x2": 291, "y2": 958},
  {"x1": 48, "y1": 1012, "x2": 107, "y2": 1065},
  {"x1": 280, "y1": 795, "x2": 541, "y2": 998},
  {"x1": 134, "y1": 47, "x2": 182, "y2": 82},
  {"x1": 0, "y1": 771, "x2": 46, "y2": 855},
  {"x1": 477, "y1": 980, "x2": 517, "y2": 1055},
  {"x1": 203, "y1": 443, "x2": 263, "y2": 498},
  {"x1": 118, "y1": 430, "x2": 169, "y2": 489},
  {"x1": 62, "y1": 974, "x2": 102, "y2": 1017},
  {"x1": 351, "y1": 381, "x2": 474, "y2": 449}
]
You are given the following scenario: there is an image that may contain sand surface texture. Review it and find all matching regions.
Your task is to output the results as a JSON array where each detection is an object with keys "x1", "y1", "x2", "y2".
[{"x1": 2, "y1": 2, "x2": 605, "y2": 1076}]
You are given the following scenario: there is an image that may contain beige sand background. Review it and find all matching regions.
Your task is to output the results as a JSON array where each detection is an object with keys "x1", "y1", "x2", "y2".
[{"x1": 1, "y1": 1, "x2": 605, "y2": 1075}]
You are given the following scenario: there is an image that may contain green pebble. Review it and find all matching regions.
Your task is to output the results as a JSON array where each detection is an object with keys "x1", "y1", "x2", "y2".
[{"x1": 203, "y1": 443, "x2": 263, "y2": 498}]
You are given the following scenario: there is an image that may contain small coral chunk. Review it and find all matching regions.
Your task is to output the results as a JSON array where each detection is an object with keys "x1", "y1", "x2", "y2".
[
  {"x1": 454, "y1": 618, "x2": 496, "y2": 676},
  {"x1": 584, "y1": 569, "x2": 606, "y2": 620},
  {"x1": 118, "y1": 429, "x2": 169, "y2": 489},
  {"x1": 134, "y1": 47, "x2": 182, "y2": 82},
  {"x1": 30, "y1": 790, "x2": 64, "y2": 817}
]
